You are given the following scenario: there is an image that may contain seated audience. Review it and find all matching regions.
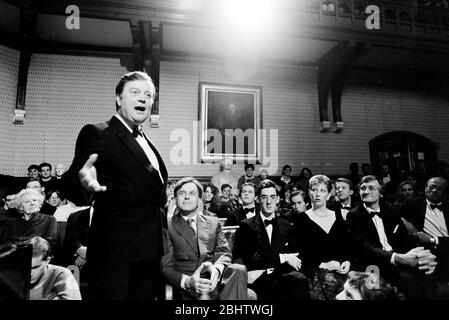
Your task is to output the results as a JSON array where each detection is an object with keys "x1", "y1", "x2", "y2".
[
  {"x1": 347, "y1": 175, "x2": 438, "y2": 299},
  {"x1": 275, "y1": 164, "x2": 295, "y2": 192},
  {"x1": 282, "y1": 189, "x2": 309, "y2": 223},
  {"x1": 237, "y1": 164, "x2": 261, "y2": 189},
  {"x1": 226, "y1": 182, "x2": 257, "y2": 226},
  {"x1": 401, "y1": 177, "x2": 449, "y2": 282},
  {"x1": 39, "y1": 162, "x2": 57, "y2": 192},
  {"x1": 233, "y1": 180, "x2": 310, "y2": 300},
  {"x1": 295, "y1": 167, "x2": 313, "y2": 192},
  {"x1": 202, "y1": 183, "x2": 220, "y2": 216},
  {"x1": 27, "y1": 164, "x2": 40, "y2": 180},
  {"x1": 259, "y1": 169, "x2": 269, "y2": 181},
  {"x1": 334, "y1": 177, "x2": 359, "y2": 220},
  {"x1": 336, "y1": 271, "x2": 399, "y2": 300},
  {"x1": 393, "y1": 180, "x2": 418, "y2": 210},
  {"x1": 295, "y1": 175, "x2": 355, "y2": 300},
  {"x1": 26, "y1": 179, "x2": 55, "y2": 216},
  {"x1": 278, "y1": 185, "x2": 293, "y2": 220},
  {"x1": 161, "y1": 177, "x2": 249, "y2": 300},
  {"x1": 0, "y1": 188, "x2": 57, "y2": 248},
  {"x1": 0, "y1": 189, "x2": 18, "y2": 219},
  {"x1": 27, "y1": 236, "x2": 81, "y2": 300}
]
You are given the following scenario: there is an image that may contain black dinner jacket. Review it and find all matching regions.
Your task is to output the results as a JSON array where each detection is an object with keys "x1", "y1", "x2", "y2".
[
  {"x1": 233, "y1": 213, "x2": 298, "y2": 271},
  {"x1": 346, "y1": 203, "x2": 415, "y2": 269},
  {"x1": 63, "y1": 116, "x2": 168, "y2": 264},
  {"x1": 63, "y1": 207, "x2": 90, "y2": 263},
  {"x1": 401, "y1": 198, "x2": 449, "y2": 251}
]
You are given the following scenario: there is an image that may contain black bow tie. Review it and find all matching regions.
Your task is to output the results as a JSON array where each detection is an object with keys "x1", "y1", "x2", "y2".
[
  {"x1": 341, "y1": 206, "x2": 352, "y2": 210},
  {"x1": 243, "y1": 207, "x2": 255, "y2": 214},
  {"x1": 264, "y1": 219, "x2": 274, "y2": 227},
  {"x1": 430, "y1": 203, "x2": 443, "y2": 211},
  {"x1": 369, "y1": 211, "x2": 382, "y2": 218},
  {"x1": 132, "y1": 127, "x2": 143, "y2": 137}
]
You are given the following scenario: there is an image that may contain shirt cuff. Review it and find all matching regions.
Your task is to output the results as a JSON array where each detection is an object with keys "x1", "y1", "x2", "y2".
[
  {"x1": 390, "y1": 253, "x2": 396, "y2": 265},
  {"x1": 279, "y1": 253, "x2": 286, "y2": 264},
  {"x1": 180, "y1": 274, "x2": 189, "y2": 290},
  {"x1": 435, "y1": 237, "x2": 439, "y2": 246},
  {"x1": 214, "y1": 264, "x2": 224, "y2": 278}
]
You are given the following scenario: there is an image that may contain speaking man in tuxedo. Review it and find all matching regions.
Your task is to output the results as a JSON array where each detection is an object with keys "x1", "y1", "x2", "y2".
[
  {"x1": 161, "y1": 177, "x2": 248, "y2": 300},
  {"x1": 63, "y1": 71, "x2": 168, "y2": 299},
  {"x1": 401, "y1": 177, "x2": 449, "y2": 281}
]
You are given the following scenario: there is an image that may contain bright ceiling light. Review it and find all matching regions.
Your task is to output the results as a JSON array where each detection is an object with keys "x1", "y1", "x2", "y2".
[{"x1": 223, "y1": 0, "x2": 273, "y2": 32}]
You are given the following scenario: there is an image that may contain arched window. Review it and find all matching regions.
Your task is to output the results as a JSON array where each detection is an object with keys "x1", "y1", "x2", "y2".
[{"x1": 369, "y1": 131, "x2": 440, "y2": 181}]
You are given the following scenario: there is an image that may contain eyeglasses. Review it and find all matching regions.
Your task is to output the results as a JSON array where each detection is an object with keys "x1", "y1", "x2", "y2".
[
  {"x1": 259, "y1": 195, "x2": 277, "y2": 202},
  {"x1": 426, "y1": 185, "x2": 443, "y2": 192},
  {"x1": 177, "y1": 190, "x2": 198, "y2": 198}
]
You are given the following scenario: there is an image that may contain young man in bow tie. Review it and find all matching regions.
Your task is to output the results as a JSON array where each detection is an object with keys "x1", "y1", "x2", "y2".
[
  {"x1": 401, "y1": 177, "x2": 449, "y2": 282},
  {"x1": 225, "y1": 182, "x2": 258, "y2": 226},
  {"x1": 233, "y1": 180, "x2": 310, "y2": 300},
  {"x1": 347, "y1": 175, "x2": 438, "y2": 299},
  {"x1": 335, "y1": 177, "x2": 359, "y2": 221}
]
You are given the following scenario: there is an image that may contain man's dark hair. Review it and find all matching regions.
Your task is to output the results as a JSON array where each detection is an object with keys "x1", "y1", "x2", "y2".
[
  {"x1": 115, "y1": 71, "x2": 156, "y2": 110},
  {"x1": 256, "y1": 179, "x2": 278, "y2": 197},
  {"x1": 289, "y1": 189, "x2": 309, "y2": 204},
  {"x1": 173, "y1": 177, "x2": 204, "y2": 198},
  {"x1": 244, "y1": 164, "x2": 255, "y2": 171},
  {"x1": 336, "y1": 177, "x2": 354, "y2": 190},
  {"x1": 2, "y1": 188, "x2": 16, "y2": 199},
  {"x1": 39, "y1": 162, "x2": 52, "y2": 171},
  {"x1": 221, "y1": 184, "x2": 232, "y2": 192},
  {"x1": 27, "y1": 164, "x2": 39, "y2": 172},
  {"x1": 282, "y1": 164, "x2": 292, "y2": 172}
]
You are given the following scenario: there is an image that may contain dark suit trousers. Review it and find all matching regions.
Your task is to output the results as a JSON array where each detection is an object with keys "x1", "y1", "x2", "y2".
[
  {"x1": 88, "y1": 260, "x2": 160, "y2": 300},
  {"x1": 250, "y1": 270, "x2": 310, "y2": 300}
]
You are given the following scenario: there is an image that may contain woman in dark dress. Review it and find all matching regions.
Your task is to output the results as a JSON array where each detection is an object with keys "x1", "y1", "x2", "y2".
[
  {"x1": 295, "y1": 174, "x2": 355, "y2": 300},
  {"x1": 202, "y1": 183, "x2": 221, "y2": 215}
]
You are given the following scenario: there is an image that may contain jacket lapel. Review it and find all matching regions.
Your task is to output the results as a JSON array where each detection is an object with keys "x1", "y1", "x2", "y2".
[
  {"x1": 253, "y1": 214, "x2": 271, "y2": 250},
  {"x1": 359, "y1": 205, "x2": 383, "y2": 247},
  {"x1": 197, "y1": 213, "x2": 210, "y2": 264},
  {"x1": 109, "y1": 117, "x2": 161, "y2": 180},
  {"x1": 171, "y1": 214, "x2": 198, "y2": 254}
]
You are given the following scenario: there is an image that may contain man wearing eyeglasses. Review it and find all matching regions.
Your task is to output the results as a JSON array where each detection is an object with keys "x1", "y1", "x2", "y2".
[
  {"x1": 401, "y1": 177, "x2": 449, "y2": 282},
  {"x1": 161, "y1": 177, "x2": 249, "y2": 300},
  {"x1": 347, "y1": 175, "x2": 438, "y2": 299},
  {"x1": 233, "y1": 179, "x2": 310, "y2": 300}
]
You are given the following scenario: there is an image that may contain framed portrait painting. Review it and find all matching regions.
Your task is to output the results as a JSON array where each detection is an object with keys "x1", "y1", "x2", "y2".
[{"x1": 198, "y1": 82, "x2": 262, "y2": 163}]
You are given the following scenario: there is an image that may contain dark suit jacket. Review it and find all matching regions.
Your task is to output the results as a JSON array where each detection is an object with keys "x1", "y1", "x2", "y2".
[
  {"x1": 63, "y1": 207, "x2": 90, "y2": 263},
  {"x1": 63, "y1": 116, "x2": 168, "y2": 265},
  {"x1": 347, "y1": 203, "x2": 415, "y2": 270},
  {"x1": 161, "y1": 212, "x2": 232, "y2": 289},
  {"x1": 225, "y1": 206, "x2": 257, "y2": 226},
  {"x1": 401, "y1": 198, "x2": 449, "y2": 250},
  {"x1": 401, "y1": 198, "x2": 449, "y2": 279},
  {"x1": 233, "y1": 214, "x2": 298, "y2": 271}
]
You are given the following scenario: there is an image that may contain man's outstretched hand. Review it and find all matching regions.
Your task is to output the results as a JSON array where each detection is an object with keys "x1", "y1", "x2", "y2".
[{"x1": 79, "y1": 154, "x2": 107, "y2": 193}]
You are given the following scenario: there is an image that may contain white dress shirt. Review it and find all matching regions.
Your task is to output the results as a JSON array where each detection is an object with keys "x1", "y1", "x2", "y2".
[
  {"x1": 260, "y1": 212, "x2": 275, "y2": 244},
  {"x1": 364, "y1": 204, "x2": 393, "y2": 252},
  {"x1": 424, "y1": 200, "x2": 448, "y2": 238}
]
